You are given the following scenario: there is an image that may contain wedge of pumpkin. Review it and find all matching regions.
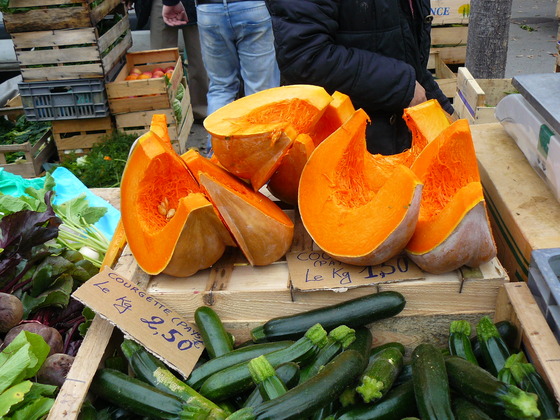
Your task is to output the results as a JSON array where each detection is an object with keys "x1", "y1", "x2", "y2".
[
  {"x1": 182, "y1": 149, "x2": 294, "y2": 266},
  {"x1": 120, "y1": 130, "x2": 233, "y2": 277},
  {"x1": 267, "y1": 133, "x2": 315, "y2": 206},
  {"x1": 405, "y1": 119, "x2": 497, "y2": 274},
  {"x1": 299, "y1": 108, "x2": 423, "y2": 266},
  {"x1": 204, "y1": 84, "x2": 333, "y2": 191},
  {"x1": 309, "y1": 90, "x2": 356, "y2": 146}
]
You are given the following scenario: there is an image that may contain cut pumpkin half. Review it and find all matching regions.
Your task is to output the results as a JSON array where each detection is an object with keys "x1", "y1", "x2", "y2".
[
  {"x1": 406, "y1": 119, "x2": 497, "y2": 274},
  {"x1": 182, "y1": 149, "x2": 294, "y2": 266},
  {"x1": 299, "y1": 108, "x2": 423, "y2": 266},
  {"x1": 204, "y1": 84, "x2": 334, "y2": 190},
  {"x1": 309, "y1": 91, "x2": 356, "y2": 147},
  {"x1": 120, "y1": 130, "x2": 231, "y2": 277}
]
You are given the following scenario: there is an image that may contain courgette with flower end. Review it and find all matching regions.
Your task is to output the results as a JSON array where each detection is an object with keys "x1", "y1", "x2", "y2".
[
  {"x1": 227, "y1": 350, "x2": 366, "y2": 420},
  {"x1": 507, "y1": 352, "x2": 559, "y2": 419},
  {"x1": 248, "y1": 355, "x2": 288, "y2": 401},
  {"x1": 445, "y1": 355, "x2": 540, "y2": 419},
  {"x1": 195, "y1": 306, "x2": 233, "y2": 359},
  {"x1": 356, "y1": 346, "x2": 403, "y2": 403},
  {"x1": 200, "y1": 323, "x2": 328, "y2": 401},
  {"x1": 243, "y1": 362, "x2": 300, "y2": 408},
  {"x1": 121, "y1": 339, "x2": 227, "y2": 419},
  {"x1": 448, "y1": 320, "x2": 478, "y2": 365},
  {"x1": 335, "y1": 381, "x2": 418, "y2": 420},
  {"x1": 250, "y1": 291, "x2": 405, "y2": 342},
  {"x1": 476, "y1": 316, "x2": 512, "y2": 376},
  {"x1": 411, "y1": 343, "x2": 455, "y2": 420},
  {"x1": 90, "y1": 368, "x2": 206, "y2": 419},
  {"x1": 471, "y1": 320, "x2": 517, "y2": 361},
  {"x1": 298, "y1": 324, "x2": 356, "y2": 384},
  {"x1": 186, "y1": 340, "x2": 293, "y2": 389}
]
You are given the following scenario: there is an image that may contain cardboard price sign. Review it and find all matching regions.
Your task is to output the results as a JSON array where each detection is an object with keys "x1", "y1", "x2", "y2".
[
  {"x1": 72, "y1": 267, "x2": 203, "y2": 378},
  {"x1": 286, "y1": 251, "x2": 424, "y2": 291}
]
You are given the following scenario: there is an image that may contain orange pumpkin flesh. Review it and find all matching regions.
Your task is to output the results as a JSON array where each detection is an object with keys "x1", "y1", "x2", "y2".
[
  {"x1": 403, "y1": 99, "x2": 451, "y2": 146},
  {"x1": 309, "y1": 91, "x2": 356, "y2": 146},
  {"x1": 267, "y1": 133, "x2": 315, "y2": 205},
  {"x1": 121, "y1": 131, "x2": 230, "y2": 276},
  {"x1": 299, "y1": 109, "x2": 423, "y2": 266},
  {"x1": 406, "y1": 119, "x2": 497, "y2": 273},
  {"x1": 182, "y1": 149, "x2": 294, "y2": 266},
  {"x1": 204, "y1": 85, "x2": 334, "y2": 190}
]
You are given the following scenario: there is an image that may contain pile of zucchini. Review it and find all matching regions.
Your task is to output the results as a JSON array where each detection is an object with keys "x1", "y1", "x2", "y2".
[{"x1": 84, "y1": 291, "x2": 559, "y2": 420}]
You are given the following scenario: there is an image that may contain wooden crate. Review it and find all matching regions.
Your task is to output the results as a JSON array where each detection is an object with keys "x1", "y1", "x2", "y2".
[
  {"x1": 52, "y1": 116, "x2": 114, "y2": 157},
  {"x1": 429, "y1": 52, "x2": 457, "y2": 99},
  {"x1": 0, "y1": 130, "x2": 56, "y2": 177},
  {"x1": 453, "y1": 67, "x2": 515, "y2": 124},
  {"x1": 430, "y1": 24, "x2": 468, "y2": 65},
  {"x1": 11, "y1": 4, "x2": 131, "y2": 81},
  {"x1": 0, "y1": 94, "x2": 24, "y2": 122},
  {"x1": 2, "y1": 0, "x2": 122, "y2": 33},
  {"x1": 471, "y1": 123, "x2": 560, "y2": 282},
  {"x1": 430, "y1": 0, "x2": 470, "y2": 26},
  {"x1": 113, "y1": 80, "x2": 194, "y2": 154},
  {"x1": 105, "y1": 48, "x2": 184, "y2": 114}
]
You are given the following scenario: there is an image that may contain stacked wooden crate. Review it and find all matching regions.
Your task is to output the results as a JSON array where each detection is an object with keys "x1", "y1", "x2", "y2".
[
  {"x1": 3, "y1": 0, "x2": 133, "y2": 157},
  {"x1": 105, "y1": 48, "x2": 194, "y2": 154},
  {"x1": 430, "y1": 0, "x2": 469, "y2": 65}
]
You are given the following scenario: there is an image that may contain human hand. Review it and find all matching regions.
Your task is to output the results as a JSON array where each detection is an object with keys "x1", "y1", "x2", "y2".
[
  {"x1": 162, "y1": 3, "x2": 189, "y2": 26},
  {"x1": 122, "y1": 0, "x2": 134, "y2": 10},
  {"x1": 408, "y1": 81, "x2": 427, "y2": 107}
]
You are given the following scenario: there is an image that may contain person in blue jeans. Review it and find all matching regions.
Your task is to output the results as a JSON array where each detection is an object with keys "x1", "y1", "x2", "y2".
[{"x1": 162, "y1": 0, "x2": 280, "y2": 155}]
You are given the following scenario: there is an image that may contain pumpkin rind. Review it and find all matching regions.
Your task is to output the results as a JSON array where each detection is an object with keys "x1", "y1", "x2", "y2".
[
  {"x1": 405, "y1": 119, "x2": 497, "y2": 273},
  {"x1": 267, "y1": 133, "x2": 315, "y2": 205},
  {"x1": 182, "y1": 149, "x2": 294, "y2": 266},
  {"x1": 299, "y1": 109, "x2": 423, "y2": 266},
  {"x1": 204, "y1": 85, "x2": 334, "y2": 190},
  {"x1": 120, "y1": 131, "x2": 229, "y2": 276}
]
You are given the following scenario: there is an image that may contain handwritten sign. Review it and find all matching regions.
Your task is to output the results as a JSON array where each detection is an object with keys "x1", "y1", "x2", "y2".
[
  {"x1": 286, "y1": 251, "x2": 425, "y2": 291},
  {"x1": 72, "y1": 267, "x2": 203, "y2": 378}
]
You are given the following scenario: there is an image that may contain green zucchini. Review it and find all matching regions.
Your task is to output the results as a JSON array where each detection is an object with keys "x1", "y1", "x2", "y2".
[
  {"x1": 250, "y1": 291, "x2": 405, "y2": 342},
  {"x1": 346, "y1": 326, "x2": 374, "y2": 372},
  {"x1": 242, "y1": 362, "x2": 300, "y2": 408},
  {"x1": 476, "y1": 316, "x2": 512, "y2": 376},
  {"x1": 394, "y1": 361, "x2": 413, "y2": 386},
  {"x1": 195, "y1": 306, "x2": 234, "y2": 359},
  {"x1": 472, "y1": 320, "x2": 518, "y2": 359},
  {"x1": 507, "y1": 352, "x2": 559, "y2": 419},
  {"x1": 448, "y1": 320, "x2": 478, "y2": 365},
  {"x1": 369, "y1": 341, "x2": 406, "y2": 359},
  {"x1": 445, "y1": 355, "x2": 540, "y2": 419},
  {"x1": 90, "y1": 368, "x2": 203, "y2": 419},
  {"x1": 120, "y1": 339, "x2": 227, "y2": 419},
  {"x1": 248, "y1": 355, "x2": 288, "y2": 401},
  {"x1": 199, "y1": 323, "x2": 328, "y2": 401},
  {"x1": 452, "y1": 398, "x2": 493, "y2": 420},
  {"x1": 411, "y1": 343, "x2": 455, "y2": 420},
  {"x1": 356, "y1": 346, "x2": 403, "y2": 403},
  {"x1": 186, "y1": 340, "x2": 293, "y2": 389},
  {"x1": 298, "y1": 324, "x2": 356, "y2": 384},
  {"x1": 228, "y1": 350, "x2": 366, "y2": 420},
  {"x1": 335, "y1": 381, "x2": 417, "y2": 420}
]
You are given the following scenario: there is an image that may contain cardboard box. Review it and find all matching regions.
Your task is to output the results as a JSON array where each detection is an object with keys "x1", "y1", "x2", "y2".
[
  {"x1": 11, "y1": 4, "x2": 131, "y2": 81},
  {"x1": 430, "y1": 0, "x2": 470, "y2": 26},
  {"x1": 454, "y1": 67, "x2": 515, "y2": 124},
  {"x1": 471, "y1": 123, "x2": 560, "y2": 282}
]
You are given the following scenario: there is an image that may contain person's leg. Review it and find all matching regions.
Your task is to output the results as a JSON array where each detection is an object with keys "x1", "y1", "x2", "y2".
[
  {"x1": 149, "y1": 0, "x2": 179, "y2": 49},
  {"x1": 196, "y1": 3, "x2": 241, "y2": 116},
  {"x1": 228, "y1": 1, "x2": 280, "y2": 96},
  {"x1": 181, "y1": 25, "x2": 209, "y2": 121}
]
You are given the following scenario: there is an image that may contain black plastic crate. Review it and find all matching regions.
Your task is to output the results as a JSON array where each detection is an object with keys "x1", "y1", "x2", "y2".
[{"x1": 18, "y1": 79, "x2": 109, "y2": 121}]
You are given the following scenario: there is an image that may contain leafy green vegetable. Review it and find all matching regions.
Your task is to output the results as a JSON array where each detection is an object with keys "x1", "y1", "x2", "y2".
[
  {"x1": 58, "y1": 130, "x2": 137, "y2": 188},
  {"x1": 0, "y1": 116, "x2": 51, "y2": 164},
  {"x1": 0, "y1": 331, "x2": 50, "y2": 394}
]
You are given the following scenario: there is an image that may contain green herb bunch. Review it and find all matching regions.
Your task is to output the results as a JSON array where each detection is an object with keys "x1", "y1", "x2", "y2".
[{"x1": 58, "y1": 130, "x2": 137, "y2": 188}]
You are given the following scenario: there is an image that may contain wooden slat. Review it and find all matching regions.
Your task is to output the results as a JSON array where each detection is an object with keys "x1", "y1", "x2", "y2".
[{"x1": 431, "y1": 25, "x2": 468, "y2": 47}]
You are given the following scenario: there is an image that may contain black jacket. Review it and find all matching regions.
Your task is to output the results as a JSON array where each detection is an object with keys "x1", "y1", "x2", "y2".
[{"x1": 266, "y1": 0, "x2": 454, "y2": 155}]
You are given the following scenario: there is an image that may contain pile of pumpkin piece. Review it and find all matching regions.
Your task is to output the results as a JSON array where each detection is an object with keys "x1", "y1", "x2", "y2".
[{"x1": 120, "y1": 85, "x2": 497, "y2": 278}]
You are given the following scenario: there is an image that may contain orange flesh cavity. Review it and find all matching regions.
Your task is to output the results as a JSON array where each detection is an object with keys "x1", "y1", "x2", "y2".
[{"x1": 299, "y1": 109, "x2": 422, "y2": 257}]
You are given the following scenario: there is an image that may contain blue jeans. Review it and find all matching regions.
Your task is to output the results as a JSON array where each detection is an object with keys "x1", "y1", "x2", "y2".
[{"x1": 196, "y1": 1, "x2": 280, "y2": 150}]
